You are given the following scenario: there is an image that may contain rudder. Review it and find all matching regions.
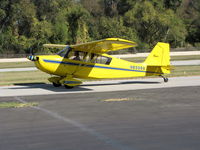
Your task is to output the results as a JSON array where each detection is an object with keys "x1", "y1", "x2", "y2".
[
  {"x1": 144, "y1": 42, "x2": 171, "y2": 74},
  {"x1": 144, "y1": 42, "x2": 170, "y2": 66}
]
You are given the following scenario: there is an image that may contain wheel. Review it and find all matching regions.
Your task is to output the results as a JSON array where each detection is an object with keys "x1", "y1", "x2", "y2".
[
  {"x1": 64, "y1": 85, "x2": 74, "y2": 89},
  {"x1": 164, "y1": 77, "x2": 168, "y2": 82},
  {"x1": 53, "y1": 82, "x2": 61, "y2": 87}
]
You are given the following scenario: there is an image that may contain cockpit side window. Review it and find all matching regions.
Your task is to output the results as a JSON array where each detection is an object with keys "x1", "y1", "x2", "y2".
[
  {"x1": 67, "y1": 50, "x2": 87, "y2": 61},
  {"x1": 58, "y1": 49, "x2": 112, "y2": 65},
  {"x1": 57, "y1": 46, "x2": 71, "y2": 57},
  {"x1": 90, "y1": 53, "x2": 112, "y2": 65},
  {"x1": 90, "y1": 53, "x2": 98, "y2": 63},
  {"x1": 57, "y1": 49, "x2": 67, "y2": 57},
  {"x1": 96, "y1": 56, "x2": 112, "y2": 65}
]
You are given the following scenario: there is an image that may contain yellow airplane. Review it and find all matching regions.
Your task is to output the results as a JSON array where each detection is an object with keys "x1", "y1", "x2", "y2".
[{"x1": 28, "y1": 38, "x2": 171, "y2": 89}]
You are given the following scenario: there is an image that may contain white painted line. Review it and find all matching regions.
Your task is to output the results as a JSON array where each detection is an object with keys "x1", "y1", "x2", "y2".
[{"x1": 15, "y1": 97, "x2": 133, "y2": 150}]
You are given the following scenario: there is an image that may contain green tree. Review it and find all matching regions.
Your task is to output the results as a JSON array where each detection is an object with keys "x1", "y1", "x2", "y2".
[
  {"x1": 180, "y1": 0, "x2": 200, "y2": 45},
  {"x1": 164, "y1": 0, "x2": 182, "y2": 11},
  {"x1": 0, "y1": 0, "x2": 199, "y2": 55},
  {"x1": 0, "y1": 0, "x2": 38, "y2": 54},
  {"x1": 66, "y1": 4, "x2": 91, "y2": 44},
  {"x1": 29, "y1": 19, "x2": 53, "y2": 52},
  {"x1": 80, "y1": 0, "x2": 104, "y2": 17},
  {"x1": 90, "y1": 16, "x2": 138, "y2": 41},
  {"x1": 33, "y1": 0, "x2": 72, "y2": 22},
  {"x1": 104, "y1": 0, "x2": 119, "y2": 17},
  {"x1": 124, "y1": 1, "x2": 187, "y2": 48}
]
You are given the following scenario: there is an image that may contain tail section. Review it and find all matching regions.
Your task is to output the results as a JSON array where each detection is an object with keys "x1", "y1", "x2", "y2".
[
  {"x1": 145, "y1": 42, "x2": 170, "y2": 66},
  {"x1": 144, "y1": 42, "x2": 171, "y2": 74}
]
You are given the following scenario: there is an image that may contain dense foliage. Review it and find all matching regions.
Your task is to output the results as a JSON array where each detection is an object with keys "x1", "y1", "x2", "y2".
[{"x1": 0, "y1": 0, "x2": 200, "y2": 54}]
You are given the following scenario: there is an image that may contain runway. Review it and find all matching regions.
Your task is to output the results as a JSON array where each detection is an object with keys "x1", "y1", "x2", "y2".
[{"x1": 0, "y1": 85, "x2": 200, "y2": 150}]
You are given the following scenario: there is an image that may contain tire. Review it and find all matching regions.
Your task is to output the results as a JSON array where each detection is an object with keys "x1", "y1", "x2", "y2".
[
  {"x1": 53, "y1": 82, "x2": 61, "y2": 87},
  {"x1": 164, "y1": 78, "x2": 168, "y2": 83}
]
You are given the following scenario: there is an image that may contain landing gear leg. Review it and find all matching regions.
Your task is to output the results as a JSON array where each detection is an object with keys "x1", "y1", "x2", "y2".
[{"x1": 160, "y1": 75, "x2": 169, "y2": 82}]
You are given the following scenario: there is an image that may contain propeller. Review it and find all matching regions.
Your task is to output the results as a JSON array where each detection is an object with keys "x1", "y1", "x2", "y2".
[{"x1": 27, "y1": 48, "x2": 38, "y2": 61}]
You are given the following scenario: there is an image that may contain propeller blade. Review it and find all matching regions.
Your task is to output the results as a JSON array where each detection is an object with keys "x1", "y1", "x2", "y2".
[{"x1": 30, "y1": 48, "x2": 34, "y2": 55}]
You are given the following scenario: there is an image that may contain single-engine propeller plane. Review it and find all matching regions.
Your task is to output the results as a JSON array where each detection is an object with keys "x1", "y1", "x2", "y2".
[{"x1": 28, "y1": 38, "x2": 171, "y2": 89}]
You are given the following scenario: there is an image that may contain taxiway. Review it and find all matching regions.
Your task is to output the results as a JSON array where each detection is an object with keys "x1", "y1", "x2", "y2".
[{"x1": 1, "y1": 76, "x2": 200, "y2": 97}]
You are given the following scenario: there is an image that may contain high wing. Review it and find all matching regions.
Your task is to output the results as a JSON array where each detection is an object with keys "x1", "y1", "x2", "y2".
[
  {"x1": 43, "y1": 38, "x2": 137, "y2": 54},
  {"x1": 71, "y1": 38, "x2": 137, "y2": 53}
]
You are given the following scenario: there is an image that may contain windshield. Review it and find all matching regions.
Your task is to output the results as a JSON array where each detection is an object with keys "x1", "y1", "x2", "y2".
[{"x1": 57, "y1": 46, "x2": 70, "y2": 57}]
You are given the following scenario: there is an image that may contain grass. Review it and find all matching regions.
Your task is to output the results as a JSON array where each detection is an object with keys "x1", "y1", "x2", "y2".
[
  {"x1": 0, "y1": 102, "x2": 38, "y2": 108},
  {"x1": 0, "y1": 65, "x2": 200, "y2": 86},
  {"x1": 169, "y1": 65, "x2": 200, "y2": 77},
  {"x1": 103, "y1": 98, "x2": 131, "y2": 102},
  {"x1": 0, "y1": 61, "x2": 34, "y2": 69},
  {"x1": 0, "y1": 70, "x2": 49, "y2": 86},
  {"x1": 171, "y1": 55, "x2": 200, "y2": 60}
]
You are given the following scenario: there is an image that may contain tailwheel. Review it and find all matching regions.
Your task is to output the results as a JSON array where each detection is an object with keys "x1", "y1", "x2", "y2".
[
  {"x1": 52, "y1": 82, "x2": 61, "y2": 87},
  {"x1": 160, "y1": 75, "x2": 169, "y2": 83},
  {"x1": 163, "y1": 77, "x2": 168, "y2": 83},
  {"x1": 64, "y1": 85, "x2": 74, "y2": 89}
]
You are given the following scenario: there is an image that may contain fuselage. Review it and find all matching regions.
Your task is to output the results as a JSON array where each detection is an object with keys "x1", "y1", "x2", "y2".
[{"x1": 33, "y1": 53, "x2": 154, "y2": 79}]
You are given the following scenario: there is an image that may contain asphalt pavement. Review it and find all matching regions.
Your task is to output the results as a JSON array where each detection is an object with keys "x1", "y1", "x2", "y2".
[
  {"x1": 1, "y1": 76, "x2": 200, "y2": 97},
  {"x1": 0, "y1": 86, "x2": 200, "y2": 150}
]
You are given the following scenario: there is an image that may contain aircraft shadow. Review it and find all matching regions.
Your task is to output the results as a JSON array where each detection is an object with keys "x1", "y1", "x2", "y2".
[
  {"x1": 12, "y1": 83, "x2": 92, "y2": 92},
  {"x1": 12, "y1": 80, "x2": 160, "y2": 92},
  {"x1": 82, "y1": 81, "x2": 160, "y2": 87}
]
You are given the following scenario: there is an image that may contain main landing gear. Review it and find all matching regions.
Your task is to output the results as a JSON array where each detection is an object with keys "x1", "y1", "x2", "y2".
[
  {"x1": 49, "y1": 76, "x2": 81, "y2": 89},
  {"x1": 160, "y1": 75, "x2": 169, "y2": 82},
  {"x1": 52, "y1": 82, "x2": 74, "y2": 89}
]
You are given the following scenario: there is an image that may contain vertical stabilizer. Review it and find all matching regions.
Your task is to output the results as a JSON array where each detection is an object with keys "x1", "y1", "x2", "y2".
[{"x1": 144, "y1": 42, "x2": 170, "y2": 66}]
